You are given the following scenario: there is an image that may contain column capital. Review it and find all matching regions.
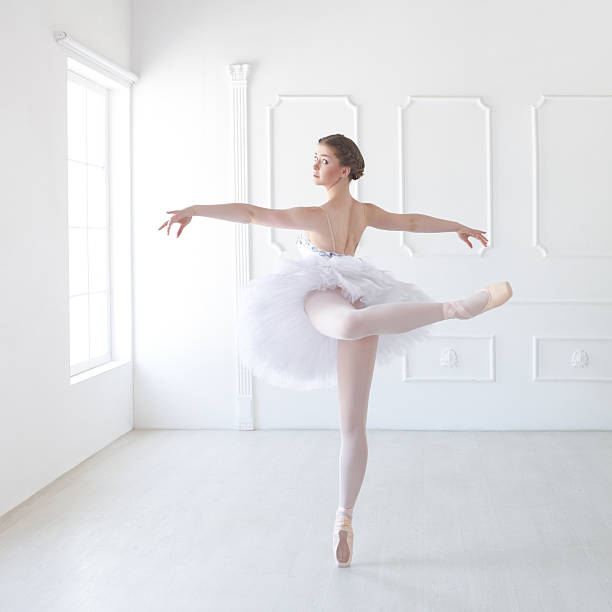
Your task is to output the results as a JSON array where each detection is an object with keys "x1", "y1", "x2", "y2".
[{"x1": 228, "y1": 63, "x2": 250, "y2": 82}]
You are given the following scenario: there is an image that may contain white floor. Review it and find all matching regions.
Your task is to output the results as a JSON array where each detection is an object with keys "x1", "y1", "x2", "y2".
[{"x1": 1, "y1": 430, "x2": 612, "y2": 611}]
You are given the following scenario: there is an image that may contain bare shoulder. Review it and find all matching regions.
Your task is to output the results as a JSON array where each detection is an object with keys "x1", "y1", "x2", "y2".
[
  {"x1": 248, "y1": 204, "x2": 322, "y2": 230},
  {"x1": 361, "y1": 202, "x2": 386, "y2": 228},
  {"x1": 362, "y1": 202, "x2": 414, "y2": 231}
]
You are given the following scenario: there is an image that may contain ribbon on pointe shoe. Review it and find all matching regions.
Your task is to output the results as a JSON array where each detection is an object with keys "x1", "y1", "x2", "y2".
[
  {"x1": 334, "y1": 512, "x2": 353, "y2": 531},
  {"x1": 442, "y1": 289, "x2": 489, "y2": 320}
]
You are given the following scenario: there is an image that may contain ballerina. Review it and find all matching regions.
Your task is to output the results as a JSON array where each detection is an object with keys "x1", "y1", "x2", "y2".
[{"x1": 158, "y1": 133, "x2": 512, "y2": 568}]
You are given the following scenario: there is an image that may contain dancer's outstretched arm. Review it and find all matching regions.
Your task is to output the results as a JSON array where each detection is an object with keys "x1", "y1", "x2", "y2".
[
  {"x1": 158, "y1": 202, "x2": 488, "y2": 250},
  {"x1": 367, "y1": 203, "x2": 488, "y2": 249},
  {"x1": 158, "y1": 203, "x2": 324, "y2": 237}
]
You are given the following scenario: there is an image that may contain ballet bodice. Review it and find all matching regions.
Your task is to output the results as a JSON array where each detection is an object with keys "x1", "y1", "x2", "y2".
[{"x1": 296, "y1": 232, "x2": 353, "y2": 259}]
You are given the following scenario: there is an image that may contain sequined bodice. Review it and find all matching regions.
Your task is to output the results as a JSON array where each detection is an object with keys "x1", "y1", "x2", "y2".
[{"x1": 296, "y1": 232, "x2": 353, "y2": 258}]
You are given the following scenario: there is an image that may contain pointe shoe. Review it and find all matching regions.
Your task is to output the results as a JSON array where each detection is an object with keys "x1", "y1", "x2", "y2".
[
  {"x1": 480, "y1": 281, "x2": 513, "y2": 314},
  {"x1": 443, "y1": 281, "x2": 513, "y2": 320},
  {"x1": 333, "y1": 513, "x2": 354, "y2": 568}
]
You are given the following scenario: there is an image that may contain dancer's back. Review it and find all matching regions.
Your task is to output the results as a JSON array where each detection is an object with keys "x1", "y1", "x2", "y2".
[{"x1": 305, "y1": 201, "x2": 368, "y2": 257}]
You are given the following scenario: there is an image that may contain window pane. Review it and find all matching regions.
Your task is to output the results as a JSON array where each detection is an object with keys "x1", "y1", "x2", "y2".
[
  {"x1": 69, "y1": 227, "x2": 88, "y2": 295},
  {"x1": 89, "y1": 292, "x2": 109, "y2": 358},
  {"x1": 67, "y1": 80, "x2": 86, "y2": 162},
  {"x1": 68, "y1": 160, "x2": 87, "y2": 226},
  {"x1": 88, "y1": 228, "x2": 108, "y2": 293},
  {"x1": 87, "y1": 165, "x2": 107, "y2": 228},
  {"x1": 69, "y1": 294, "x2": 89, "y2": 365},
  {"x1": 86, "y1": 88, "x2": 106, "y2": 167},
  {"x1": 67, "y1": 72, "x2": 112, "y2": 374}
]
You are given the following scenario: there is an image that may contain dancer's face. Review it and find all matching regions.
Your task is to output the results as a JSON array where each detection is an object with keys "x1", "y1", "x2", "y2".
[{"x1": 312, "y1": 145, "x2": 350, "y2": 187}]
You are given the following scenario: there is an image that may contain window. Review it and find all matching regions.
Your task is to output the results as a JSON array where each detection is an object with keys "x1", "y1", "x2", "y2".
[
  {"x1": 67, "y1": 71, "x2": 111, "y2": 376},
  {"x1": 57, "y1": 42, "x2": 137, "y2": 384}
]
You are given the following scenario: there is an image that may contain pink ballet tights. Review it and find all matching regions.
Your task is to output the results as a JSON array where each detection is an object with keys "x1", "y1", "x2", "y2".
[
  {"x1": 335, "y1": 333, "x2": 378, "y2": 522},
  {"x1": 304, "y1": 288, "x2": 490, "y2": 341},
  {"x1": 303, "y1": 287, "x2": 490, "y2": 521}
]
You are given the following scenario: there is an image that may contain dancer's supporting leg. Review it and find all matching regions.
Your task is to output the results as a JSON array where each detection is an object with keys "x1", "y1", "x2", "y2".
[
  {"x1": 336, "y1": 332, "x2": 379, "y2": 522},
  {"x1": 303, "y1": 287, "x2": 489, "y2": 341}
]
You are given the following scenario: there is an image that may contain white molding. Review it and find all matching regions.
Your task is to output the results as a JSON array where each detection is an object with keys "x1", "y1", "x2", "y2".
[
  {"x1": 507, "y1": 298, "x2": 612, "y2": 305},
  {"x1": 266, "y1": 94, "x2": 360, "y2": 254},
  {"x1": 531, "y1": 95, "x2": 547, "y2": 258},
  {"x1": 532, "y1": 94, "x2": 612, "y2": 258},
  {"x1": 54, "y1": 31, "x2": 138, "y2": 86},
  {"x1": 398, "y1": 96, "x2": 492, "y2": 258},
  {"x1": 532, "y1": 335, "x2": 612, "y2": 382},
  {"x1": 228, "y1": 63, "x2": 254, "y2": 430},
  {"x1": 403, "y1": 334, "x2": 496, "y2": 381},
  {"x1": 267, "y1": 95, "x2": 284, "y2": 255}
]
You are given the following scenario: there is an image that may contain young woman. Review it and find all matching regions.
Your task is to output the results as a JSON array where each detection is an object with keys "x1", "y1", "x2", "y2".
[{"x1": 159, "y1": 133, "x2": 512, "y2": 568}]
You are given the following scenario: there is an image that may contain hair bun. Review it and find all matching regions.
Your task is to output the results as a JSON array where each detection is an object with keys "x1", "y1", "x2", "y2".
[{"x1": 318, "y1": 134, "x2": 365, "y2": 182}]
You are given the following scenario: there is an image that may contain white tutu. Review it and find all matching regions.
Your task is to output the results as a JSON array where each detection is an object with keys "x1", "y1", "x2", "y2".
[{"x1": 236, "y1": 231, "x2": 436, "y2": 390}]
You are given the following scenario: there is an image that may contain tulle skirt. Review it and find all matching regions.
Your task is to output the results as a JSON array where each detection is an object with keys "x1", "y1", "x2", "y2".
[{"x1": 236, "y1": 253, "x2": 436, "y2": 390}]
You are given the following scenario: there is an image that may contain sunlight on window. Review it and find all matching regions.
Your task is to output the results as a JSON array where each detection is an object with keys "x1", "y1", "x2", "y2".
[{"x1": 67, "y1": 73, "x2": 111, "y2": 375}]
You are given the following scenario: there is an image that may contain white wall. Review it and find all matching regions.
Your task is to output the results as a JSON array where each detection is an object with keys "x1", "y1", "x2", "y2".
[
  {"x1": 0, "y1": 1, "x2": 133, "y2": 517},
  {"x1": 2, "y1": 0, "x2": 611, "y2": 518},
  {"x1": 132, "y1": 0, "x2": 612, "y2": 430}
]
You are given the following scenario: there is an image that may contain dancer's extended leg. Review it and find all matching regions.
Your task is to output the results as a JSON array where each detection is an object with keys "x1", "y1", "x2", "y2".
[
  {"x1": 303, "y1": 287, "x2": 489, "y2": 341},
  {"x1": 336, "y1": 333, "x2": 379, "y2": 521}
]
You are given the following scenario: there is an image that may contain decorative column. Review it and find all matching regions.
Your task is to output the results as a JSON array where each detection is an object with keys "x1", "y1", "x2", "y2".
[{"x1": 228, "y1": 63, "x2": 253, "y2": 430}]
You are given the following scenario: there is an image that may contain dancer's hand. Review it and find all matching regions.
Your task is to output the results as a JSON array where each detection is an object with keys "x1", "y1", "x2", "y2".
[
  {"x1": 456, "y1": 225, "x2": 488, "y2": 249},
  {"x1": 158, "y1": 207, "x2": 194, "y2": 238}
]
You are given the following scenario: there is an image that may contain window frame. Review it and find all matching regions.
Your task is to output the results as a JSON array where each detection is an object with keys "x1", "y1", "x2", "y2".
[{"x1": 67, "y1": 69, "x2": 113, "y2": 377}]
